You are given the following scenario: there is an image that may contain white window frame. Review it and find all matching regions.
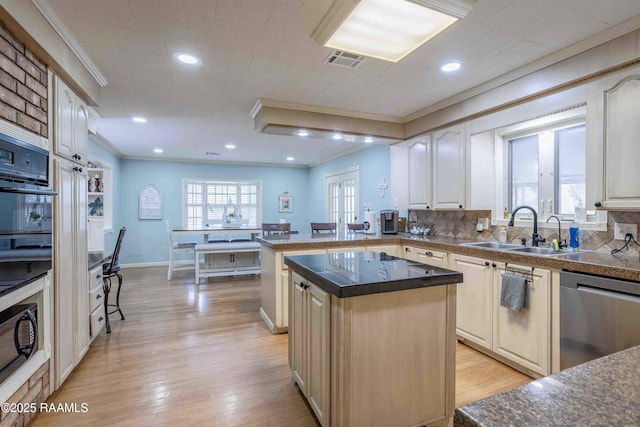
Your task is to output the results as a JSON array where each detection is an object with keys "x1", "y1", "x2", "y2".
[
  {"x1": 181, "y1": 179, "x2": 262, "y2": 228},
  {"x1": 493, "y1": 107, "x2": 606, "y2": 231}
]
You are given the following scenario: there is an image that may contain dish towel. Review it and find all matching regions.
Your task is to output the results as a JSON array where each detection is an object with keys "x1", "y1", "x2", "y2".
[{"x1": 500, "y1": 273, "x2": 528, "y2": 312}]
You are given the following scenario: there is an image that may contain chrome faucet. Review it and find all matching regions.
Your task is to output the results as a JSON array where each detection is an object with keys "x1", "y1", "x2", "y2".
[
  {"x1": 507, "y1": 205, "x2": 546, "y2": 247},
  {"x1": 546, "y1": 215, "x2": 567, "y2": 248}
]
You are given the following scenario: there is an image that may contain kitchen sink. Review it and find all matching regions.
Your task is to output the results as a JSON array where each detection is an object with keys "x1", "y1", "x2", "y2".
[
  {"x1": 461, "y1": 241, "x2": 523, "y2": 249},
  {"x1": 461, "y1": 241, "x2": 588, "y2": 257}
]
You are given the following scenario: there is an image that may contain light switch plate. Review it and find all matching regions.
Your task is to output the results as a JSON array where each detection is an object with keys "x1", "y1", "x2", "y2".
[{"x1": 614, "y1": 223, "x2": 638, "y2": 240}]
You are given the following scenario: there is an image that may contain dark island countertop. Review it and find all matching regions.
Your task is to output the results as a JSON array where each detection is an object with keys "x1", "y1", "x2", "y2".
[
  {"x1": 455, "y1": 345, "x2": 640, "y2": 427},
  {"x1": 284, "y1": 251, "x2": 463, "y2": 298}
]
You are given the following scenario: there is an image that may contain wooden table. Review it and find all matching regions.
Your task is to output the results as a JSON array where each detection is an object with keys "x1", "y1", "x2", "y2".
[{"x1": 172, "y1": 225, "x2": 262, "y2": 243}]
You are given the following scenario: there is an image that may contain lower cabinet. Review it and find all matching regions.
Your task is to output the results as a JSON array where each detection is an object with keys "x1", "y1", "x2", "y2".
[
  {"x1": 450, "y1": 254, "x2": 551, "y2": 376},
  {"x1": 88, "y1": 265, "x2": 106, "y2": 341},
  {"x1": 403, "y1": 245, "x2": 448, "y2": 268},
  {"x1": 291, "y1": 272, "x2": 330, "y2": 426},
  {"x1": 290, "y1": 271, "x2": 456, "y2": 427}
]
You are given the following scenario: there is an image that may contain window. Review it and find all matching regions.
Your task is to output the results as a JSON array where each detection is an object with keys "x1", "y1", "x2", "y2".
[
  {"x1": 183, "y1": 180, "x2": 261, "y2": 228},
  {"x1": 507, "y1": 123, "x2": 585, "y2": 218},
  {"x1": 325, "y1": 167, "x2": 359, "y2": 232}
]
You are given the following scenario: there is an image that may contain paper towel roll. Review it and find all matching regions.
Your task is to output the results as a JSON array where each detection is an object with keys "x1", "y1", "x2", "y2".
[{"x1": 364, "y1": 211, "x2": 377, "y2": 234}]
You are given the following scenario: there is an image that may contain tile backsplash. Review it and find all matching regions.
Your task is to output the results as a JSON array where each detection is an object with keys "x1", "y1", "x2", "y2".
[{"x1": 408, "y1": 210, "x2": 640, "y2": 255}]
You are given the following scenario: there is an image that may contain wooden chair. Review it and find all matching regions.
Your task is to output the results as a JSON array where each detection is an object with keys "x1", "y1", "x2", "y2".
[
  {"x1": 347, "y1": 223, "x2": 364, "y2": 232},
  {"x1": 311, "y1": 222, "x2": 337, "y2": 233},
  {"x1": 262, "y1": 223, "x2": 291, "y2": 236},
  {"x1": 102, "y1": 227, "x2": 126, "y2": 333},
  {"x1": 165, "y1": 221, "x2": 198, "y2": 280}
]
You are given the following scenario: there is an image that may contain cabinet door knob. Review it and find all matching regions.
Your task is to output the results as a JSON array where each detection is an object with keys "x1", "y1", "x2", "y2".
[
  {"x1": 96, "y1": 294, "x2": 102, "y2": 299},
  {"x1": 492, "y1": 263, "x2": 497, "y2": 268},
  {"x1": 485, "y1": 261, "x2": 490, "y2": 266},
  {"x1": 98, "y1": 316, "x2": 104, "y2": 321},
  {"x1": 425, "y1": 251, "x2": 433, "y2": 256},
  {"x1": 426, "y1": 206, "x2": 430, "y2": 210},
  {"x1": 459, "y1": 204, "x2": 463, "y2": 209},
  {"x1": 595, "y1": 201, "x2": 602, "y2": 208}
]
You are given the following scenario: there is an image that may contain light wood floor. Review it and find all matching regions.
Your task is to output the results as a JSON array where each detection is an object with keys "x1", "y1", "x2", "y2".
[{"x1": 32, "y1": 267, "x2": 530, "y2": 426}]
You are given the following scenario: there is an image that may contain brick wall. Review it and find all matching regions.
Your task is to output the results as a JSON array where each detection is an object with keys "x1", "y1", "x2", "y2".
[
  {"x1": 0, "y1": 20, "x2": 48, "y2": 138},
  {"x1": 0, "y1": 361, "x2": 50, "y2": 427}
]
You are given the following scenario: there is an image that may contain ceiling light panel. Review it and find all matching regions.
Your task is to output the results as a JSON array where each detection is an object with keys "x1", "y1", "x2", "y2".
[{"x1": 321, "y1": 0, "x2": 463, "y2": 62}]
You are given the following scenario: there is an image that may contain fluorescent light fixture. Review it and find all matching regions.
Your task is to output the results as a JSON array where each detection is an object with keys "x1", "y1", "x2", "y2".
[
  {"x1": 286, "y1": 156, "x2": 295, "y2": 161},
  {"x1": 364, "y1": 136, "x2": 374, "y2": 143},
  {"x1": 296, "y1": 129, "x2": 309, "y2": 137},
  {"x1": 225, "y1": 144, "x2": 236, "y2": 149},
  {"x1": 132, "y1": 116, "x2": 147, "y2": 123},
  {"x1": 441, "y1": 61, "x2": 462, "y2": 72},
  {"x1": 332, "y1": 133, "x2": 343, "y2": 140},
  {"x1": 153, "y1": 148, "x2": 163, "y2": 153},
  {"x1": 312, "y1": 0, "x2": 474, "y2": 62},
  {"x1": 173, "y1": 52, "x2": 201, "y2": 65}
]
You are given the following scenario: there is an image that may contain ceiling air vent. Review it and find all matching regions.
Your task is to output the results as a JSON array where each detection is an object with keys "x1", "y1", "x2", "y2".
[
  {"x1": 324, "y1": 50, "x2": 366, "y2": 69},
  {"x1": 205, "y1": 152, "x2": 219, "y2": 156}
]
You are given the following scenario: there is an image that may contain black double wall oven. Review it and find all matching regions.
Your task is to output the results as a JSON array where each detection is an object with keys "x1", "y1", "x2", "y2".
[{"x1": 0, "y1": 132, "x2": 55, "y2": 296}]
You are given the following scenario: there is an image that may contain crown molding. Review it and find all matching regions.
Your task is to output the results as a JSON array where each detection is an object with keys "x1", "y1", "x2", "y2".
[
  {"x1": 31, "y1": 0, "x2": 108, "y2": 87},
  {"x1": 253, "y1": 99, "x2": 405, "y2": 123}
]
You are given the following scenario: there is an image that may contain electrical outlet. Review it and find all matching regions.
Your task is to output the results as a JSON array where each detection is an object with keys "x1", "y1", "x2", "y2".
[{"x1": 614, "y1": 223, "x2": 638, "y2": 240}]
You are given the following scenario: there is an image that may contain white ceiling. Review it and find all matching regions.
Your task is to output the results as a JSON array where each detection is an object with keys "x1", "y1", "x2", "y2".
[{"x1": 46, "y1": 0, "x2": 640, "y2": 166}]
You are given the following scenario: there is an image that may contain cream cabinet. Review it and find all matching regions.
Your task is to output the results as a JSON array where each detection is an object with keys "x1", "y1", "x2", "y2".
[
  {"x1": 589, "y1": 68, "x2": 640, "y2": 210},
  {"x1": 260, "y1": 247, "x2": 326, "y2": 333},
  {"x1": 432, "y1": 124, "x2": 466, "y2": 210},
  {"x1": 408, "y1": 138, "x2": 432, "y2": 209},
  {"x1": 290, "y1": 273, "x2": 330, "y2": 426},
  {"x1": 450, "y1": 253, "x2": 551, "y2": 376},
  {"x1": 88, "y1": 265, "x2": 106, "y2": 342},
  {"x1": 364, "y1": 244, "x2": 400, "y2": 256},
  {"x1": 492, "y1": 264, "x2": 550, "y2": 375},
  {"x1": 450, "y1": 254, "x2": 493, "y2": 348},
  {"x1": 53, "y1": 76, "x2": 88, "y2": 165},
  {"x1": 53, "y1": 158, "x2": 89, "y2": 387},
  {"x1": 403, "y1": 245, "x2": 448, "y2": 268}
]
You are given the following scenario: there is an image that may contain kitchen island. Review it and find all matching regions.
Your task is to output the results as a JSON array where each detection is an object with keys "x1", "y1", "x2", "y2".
[
  {"x1": 285, "y1": 251, "x2": 463, "y2": 427},
  {"x1": 454, "y1": 345, "x2": 640, "y2": 426}
]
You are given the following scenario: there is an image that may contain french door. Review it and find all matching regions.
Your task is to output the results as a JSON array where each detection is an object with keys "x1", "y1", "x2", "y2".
[{"x1": 325, "y1": 167, "x2": 359, "y2": 232}]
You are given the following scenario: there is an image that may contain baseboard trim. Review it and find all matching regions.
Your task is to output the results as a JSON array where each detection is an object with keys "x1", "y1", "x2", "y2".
[
  {"x1": 120, "y1": 260, "x2": 193, "y2": 268},
  {"x1": 259, "y1": 307, "x2": 288, "y2": 334}
]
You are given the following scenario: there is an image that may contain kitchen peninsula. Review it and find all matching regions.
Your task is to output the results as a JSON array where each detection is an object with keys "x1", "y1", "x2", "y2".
[{"x1": 285, "y1": 251, "x2": 463, "y2": 427}]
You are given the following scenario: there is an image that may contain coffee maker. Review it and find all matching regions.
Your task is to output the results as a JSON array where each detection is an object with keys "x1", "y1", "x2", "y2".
[{"x1": 380, "y1": 209, "x2": 399, "y2": 234}]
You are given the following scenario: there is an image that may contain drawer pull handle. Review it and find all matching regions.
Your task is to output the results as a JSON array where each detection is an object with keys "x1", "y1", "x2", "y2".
[
  {"x1": 98, "y1": 316, "x2": 104, "y2": 322},
  {"x1": 96, "y1": 294, "x2": 102, "y2": 299},
  {"x1": 96, "y1": 274, "x2": 102, "y2": 279},
  {"x1": 425, "y1": 251, "x2": 433, "y2": 256}
]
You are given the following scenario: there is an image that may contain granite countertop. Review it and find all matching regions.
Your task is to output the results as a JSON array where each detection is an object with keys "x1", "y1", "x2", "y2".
[
  {"x1": 454, "y1": 345, "x2": 640, "y2": 426},
  {"x1": 88, "y1": 251, "x2": 111, "y2": 271},
  {"x1": 257, "y1": 233, "x2": 640, "y2": 282},
  {"x1": 284, "y1": 251, "x2": 463, "y2": 298}
]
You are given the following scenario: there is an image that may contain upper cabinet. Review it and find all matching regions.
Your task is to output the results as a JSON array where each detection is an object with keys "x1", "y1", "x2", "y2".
[
  {"x1": 590, "y1": 70, "x2": 640, "y2": 210},
  {"x1": 408, "y1": 136, "x2": 432, "y2": 209},
  {"x1": 432, "y1": 124, "x2": 466, "y2": 210},
  {"x1": 53, "y1": 76, "x2": 88, "y2": 165}
]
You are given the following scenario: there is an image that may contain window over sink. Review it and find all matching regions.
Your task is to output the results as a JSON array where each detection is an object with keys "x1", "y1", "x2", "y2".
[{"x1": 507, "y1": 122, "x2": 586, "y2": 218}]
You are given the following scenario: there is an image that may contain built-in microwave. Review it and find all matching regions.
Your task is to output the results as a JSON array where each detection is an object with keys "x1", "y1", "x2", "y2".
[
  {"x1": 0, "y1": 303, "x2": 38, "y2": 384},
  {"x1": 0, "y1": 133, "x2": 55, "y2": 297}
]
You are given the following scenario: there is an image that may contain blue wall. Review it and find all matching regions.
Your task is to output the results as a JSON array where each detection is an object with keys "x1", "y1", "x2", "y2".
[
  {"x1": 307, "y1": 145, "x2": 392, "y2": 224},
  {"x1": 117, "y1": 159, "x2": 309, "y2": 264},
  {"x1": 90, "y1": 144, "x2": 392, "y2": 265}
]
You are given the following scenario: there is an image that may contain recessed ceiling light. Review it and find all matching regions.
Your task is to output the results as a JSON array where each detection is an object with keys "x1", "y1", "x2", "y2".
[
  {"x1": 173, "y1": 52, "x2": 202, "y2": 65},
  {"x1": 225, "y1": 144, "x2": 236, "y2": 149},
  {"x1": 132, "y1": 116, "x2": 147, "y2": 123},
  {"x1": 363, "y1": 136, "x2": 374, "y2": 143},
  {"x1": 332, "y1": 133, "x2": 343, "y2": 140},
  {"x1": 286, "y1": 156, "x2": 295, "y2": 161},
  {"x1": 296, "y1": 129, "x2": 309, "y2": 137},
  {"x1": 441, "y1": 61, "x2": 462, "y2": 72},
  {"x1": 153, "y1": 148, "x2": 163, "y2": 153}
]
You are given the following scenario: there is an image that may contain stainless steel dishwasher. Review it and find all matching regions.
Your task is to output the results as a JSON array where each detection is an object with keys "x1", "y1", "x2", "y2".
[{"x1": 560, "y1": 270, "x2": 640, "y2": 370}]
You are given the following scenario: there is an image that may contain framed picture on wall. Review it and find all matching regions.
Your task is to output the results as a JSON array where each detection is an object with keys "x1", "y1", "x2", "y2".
[{"x1": 278, "y1": 195, "x2": 293, "y2": 213}]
